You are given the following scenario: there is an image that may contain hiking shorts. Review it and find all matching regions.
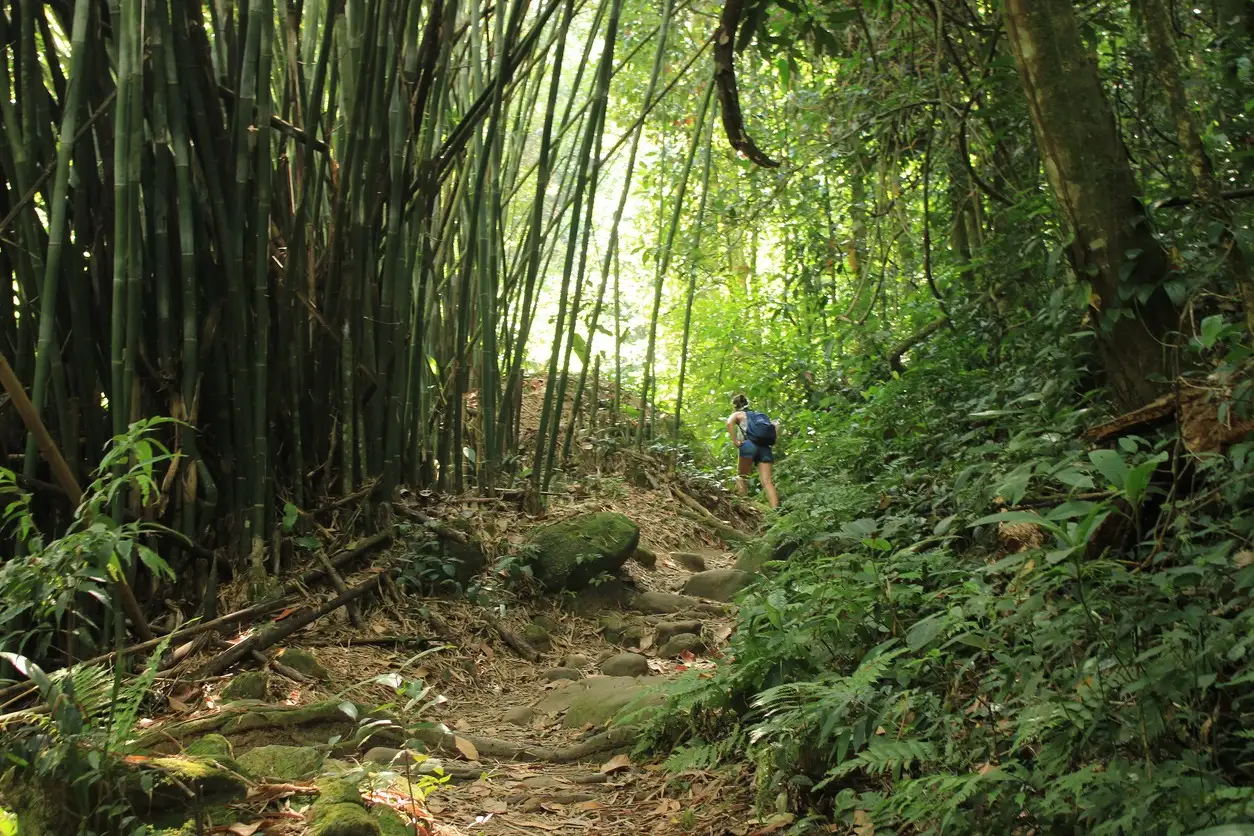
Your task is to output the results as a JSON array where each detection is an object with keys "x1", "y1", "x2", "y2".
[{"x1": 738, "y1": 439, "x2": 774, "y2": 471}]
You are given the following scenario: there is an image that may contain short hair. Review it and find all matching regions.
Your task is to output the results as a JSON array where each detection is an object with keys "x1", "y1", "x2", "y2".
[{"x1": 732, "y1": 393, "x2": 749, "y2": 410}]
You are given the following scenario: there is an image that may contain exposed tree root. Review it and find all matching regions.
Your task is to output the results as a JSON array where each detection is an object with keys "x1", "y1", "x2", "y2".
[{"x1": 411, "y1": 725, "x2": 637, "y2": 764}]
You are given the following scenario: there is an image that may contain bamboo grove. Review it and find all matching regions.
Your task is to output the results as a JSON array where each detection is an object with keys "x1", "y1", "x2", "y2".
[{"x1": 0, "y1": 0, "x2": 722, "y2": 574}]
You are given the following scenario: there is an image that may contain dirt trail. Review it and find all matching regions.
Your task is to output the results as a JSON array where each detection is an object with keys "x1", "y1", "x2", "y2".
[{"x1": 144, "y1": 466, "x2": 765, "y2": 836}]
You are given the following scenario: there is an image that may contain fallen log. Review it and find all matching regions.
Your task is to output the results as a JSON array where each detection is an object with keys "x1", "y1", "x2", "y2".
[
  {"x1": 313, "y1": 549, "x2": 363, "y2": 629},
  {"x1": 195, "y1": 572, "x2": 389, "y2": 679}
]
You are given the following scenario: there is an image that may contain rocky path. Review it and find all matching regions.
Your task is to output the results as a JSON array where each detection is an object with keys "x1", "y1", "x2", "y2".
[{"x1": 133, "y1": 502, "x2": 767, "y2": 836}]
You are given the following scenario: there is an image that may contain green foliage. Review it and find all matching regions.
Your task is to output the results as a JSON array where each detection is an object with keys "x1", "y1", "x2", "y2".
[
  {"x1": 645, "y1": 300, "x2": 1254, "y2": 833},
  {"x1": 0, "y1": 418, "x2": 178, "y2": 665}
]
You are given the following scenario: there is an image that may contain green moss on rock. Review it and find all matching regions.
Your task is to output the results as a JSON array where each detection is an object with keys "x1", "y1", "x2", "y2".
[
  {"x1": 309, "y1": 803, "x2": 380, "y2": 836},
  {"x1": 525, "y1": 512, "x2": 640, "y2": 590},
  {"x1": 184, "y1": 734, "x2": 233, "y2": 759},
  {"x1": 372, "y1": 805, "x2": 412, "y2": 836},
  {"x1": 236, "y1": 744, "x2": 325, "y2": 780},
  {"x1": 277, "y1": 648, "x2": 330, "y2": 680},
  {"x1": 221, "y1": 670, "x2": 269, "y2": 701}
]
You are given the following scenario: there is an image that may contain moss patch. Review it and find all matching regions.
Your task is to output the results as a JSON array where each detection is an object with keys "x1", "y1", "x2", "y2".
[
  {"x1": 221, "y1": 670, "x2": 269, "y2": 702},
  {"x1": 309, "y1": 802, "x2": 380, "y2": 836},
  {"x1": 277, "y1": 648, "x2": 330, "y2": 680},
  {"x1": 184, "y1": 733, "x2": 233, "y2": 759},
  {"x1": 372, "y1": 805, "x2": 412, "y2": 836},
  {"x1": 236, "y1": 744, "x2": 326, "y2": 780}
]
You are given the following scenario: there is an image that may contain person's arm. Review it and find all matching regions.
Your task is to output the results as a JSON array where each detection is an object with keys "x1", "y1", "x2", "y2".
[{"x1": 727, "y1": 412, "x2": 744, "y2": 446}]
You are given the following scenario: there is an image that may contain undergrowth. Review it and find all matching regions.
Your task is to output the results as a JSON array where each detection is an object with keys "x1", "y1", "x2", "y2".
[{"x1": 643, "y1": 291, "x2": 1254, "y2": 834}]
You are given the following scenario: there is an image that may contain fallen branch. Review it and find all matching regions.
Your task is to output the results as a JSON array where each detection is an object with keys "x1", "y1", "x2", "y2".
[
  {"x1": 482, "y1": 611, "x2": 540, "y2": 662},
  {"x1": 314, "y1": 549, "x2": 364, "y2": 629},
  {"x1": 295, "y1": 636, "x2": 431, "y2": 648},
  {"x1": 293, "y1": 532, "x2": 392, "y2": 589},
  {"x1": 411, "y1": 725, "x2": 637, "y2": 763},
  {"x1": 392, "y1": 503, "x2": 471, "y2": 545},
  {"x1": 195, "y1": 573, "x2": 388, "y2": 679},
  {"x1": 888, "y1": 316, "x2": 948, "y2": 373}
]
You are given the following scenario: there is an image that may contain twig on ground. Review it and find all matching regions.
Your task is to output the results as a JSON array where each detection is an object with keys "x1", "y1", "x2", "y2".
[{"x1": 482, "y1": 611, "x2": 540, "y2": 662}]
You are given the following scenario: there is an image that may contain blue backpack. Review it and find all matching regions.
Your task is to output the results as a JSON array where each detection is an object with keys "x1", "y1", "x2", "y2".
[{"x1": 745, "y1": 410, "x2": 777, "y2": 446}]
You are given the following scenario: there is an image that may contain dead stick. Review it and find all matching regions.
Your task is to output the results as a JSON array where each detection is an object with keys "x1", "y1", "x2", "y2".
[
  {"x1": 196, "y1": 573, "x2": 387, "y2": 678},
  {"x1": 482, "y1": 611, "x2": 539, "y2": 662},
  {"x1": 0, "y1": 352, "x2": 154, "y2": 642},
  {"x1": 314, "y1": 550, "x2": 363, "y2": 629},
  {"x1": 293, "y1": 532, "x2": 392, "y2": 588},
  {"x1": 296, "y1": 636, "x2": 430, "y2": 647}
]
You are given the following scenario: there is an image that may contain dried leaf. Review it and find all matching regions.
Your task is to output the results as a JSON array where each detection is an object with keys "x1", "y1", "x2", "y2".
[
  {"x1": 226, "y1": 823, "x2": 262, "y2": 836},
  {"x1": 511, "y1": 821, "x2": 562, "y2": 831},
  {"x1": 600, "y1": 753, "x2": 631, "y2": 774},
  {"x1": 853, "y1": 809, "x2": 875, "y2": 836},
  {"x1": 575, "y1": 800, "x2": 604, "y2": 811},
  {"x1": 454, "y1": 736, "x2": 480, "y2": 761}
]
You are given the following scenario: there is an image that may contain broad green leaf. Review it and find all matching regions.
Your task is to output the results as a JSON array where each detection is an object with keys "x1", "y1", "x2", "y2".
[
  {"x1": 1087, "y1": 449, "x2": 1127, "y2": 490},
  {"x1": 906, "y1": 615, "x2": 945, "y2": 650},
  {"x1": 1200, "y1": 314, "x2": 1226, "y2": 348}
]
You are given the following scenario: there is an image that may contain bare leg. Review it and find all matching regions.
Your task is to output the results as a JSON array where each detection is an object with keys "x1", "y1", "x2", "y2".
[
  {"x1": 758, "y1": 461, "x2": 779, "y2": 508},
  {"x1": 736, "y1": 455, "x2": 751, "y2": 496}
]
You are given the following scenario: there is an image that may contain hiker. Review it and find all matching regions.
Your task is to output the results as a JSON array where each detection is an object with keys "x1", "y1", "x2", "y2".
[{"x1": 726, "y1": 393, "x2": 780, "y2": 509}]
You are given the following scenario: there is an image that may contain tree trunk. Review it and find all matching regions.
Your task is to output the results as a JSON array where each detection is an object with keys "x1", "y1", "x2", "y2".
[{"x1": 1003, "y1": 0, "x2": 1180, "y2": 411}]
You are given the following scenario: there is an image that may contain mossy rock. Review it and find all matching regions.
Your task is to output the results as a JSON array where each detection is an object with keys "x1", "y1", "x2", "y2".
[
  {"x1": 631, "y1": 545, "x2": 658, "y2": 568},
  {"x1": 0, "y1": 769, "x2": 78, "y2": 835},
  {"x1": 681, "y1": 569, "x2": 756, "y2": 602},
  {"x1": 522, "y1": 623, "x2": 552, "y2": 652},
  {"x1": 443, "y1": 539, "x2": 488, "y2": 586},
  {"x1": 372, "y1": 805, "x2": 412, "y2": 836},
  {"x1": 277, "y1": 647, "x2": 330, "y2": 680},
  {"x1": 559, "y1": 677, "x2": 664, "y2": 729},
  {"x1": 221, "y1": 670, "x2": 270, "y2": 702},
  {"x1": 236, "y1": 744, "x2": 326, "y2": 780},
  {"x1": 525, "y1": 512, "x2": 640, "y2": 591},
  {"x1": 309, "y1": 778, "x2": 378, "y2": 836},
  {"x1": 184, "y1": 734, "x2": 233, "y2": 759},
  {"x1": 658, "y1": 632, "x2": 706, "y2": 657},
  {"x1": 310, "y1": 803, "x2": 380, "y2": 836},
  {"x1": 564, "y1": 579, "x2": 637, "y2": 616}
]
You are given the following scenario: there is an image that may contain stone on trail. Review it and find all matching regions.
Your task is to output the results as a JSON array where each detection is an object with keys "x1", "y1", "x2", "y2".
[
  {"x1": 525, "y1": 512, "x2": 640, "y2": 590},
  {"x1": 503, "y1": 706, "x2": 535, "y2": 726},
  {"x1": 542, "y1": 667, "x2": 583, "y2": 682},
  {"x1": 655, "y1": 620, "x2": 703, "y2": 645},
  {"x1": 631, "y1": 590, "x2": 699, "y2": 614},
  {"x1": 734, "y1": 540, "x2": 772, "y2": 573},
  {"x1": 658, "y1": 632, "x2": 706, "y2": 658},
  {"x1": 632, "y1": 544, "x2": 658, "y2": 568},
  {"x1": 564, "y1": 578, "x2": 638, "y2": 615},
  {"x1": 277, "y1": 647, "x2": 331, "y2": 680},
  {"x1": 682, "y1": 568, "x2": 756, "y2": 602},
  {"x1": 532, "y1": 614, "x2": 562, "y2": 633},
  {"x1": 671, "y1": 551, "x2": 707, "y2": 572},
  {"x1": 236, "y1": 744, "x2": 326, "y2": 780},
  {"x1": 598, "y1": 614, "x2": 630, "y2": 643},
  {"x1": 600, "y1": 652, "x2": 649, "y2": 677},
  {"x1": 564, "y1": 653, "x2": 591, "y2": 669},
  {"x1": 220, "y1": 670, "x2": 269, "y2": 701},
  {"x1": 522, "y1": 622, "x2": 553, "y2": 652},
  {"x1": 533, "y1": 675, "x2": 663, "y2": 729}
]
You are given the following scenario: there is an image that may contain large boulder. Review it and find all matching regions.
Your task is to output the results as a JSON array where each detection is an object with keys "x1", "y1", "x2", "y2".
[
  {"x1": 526, "y1": 512, "x2": 640, "y2": 590},
  {"x1": 682, "y1": 569, "x2": 756, "y2": 602}
]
